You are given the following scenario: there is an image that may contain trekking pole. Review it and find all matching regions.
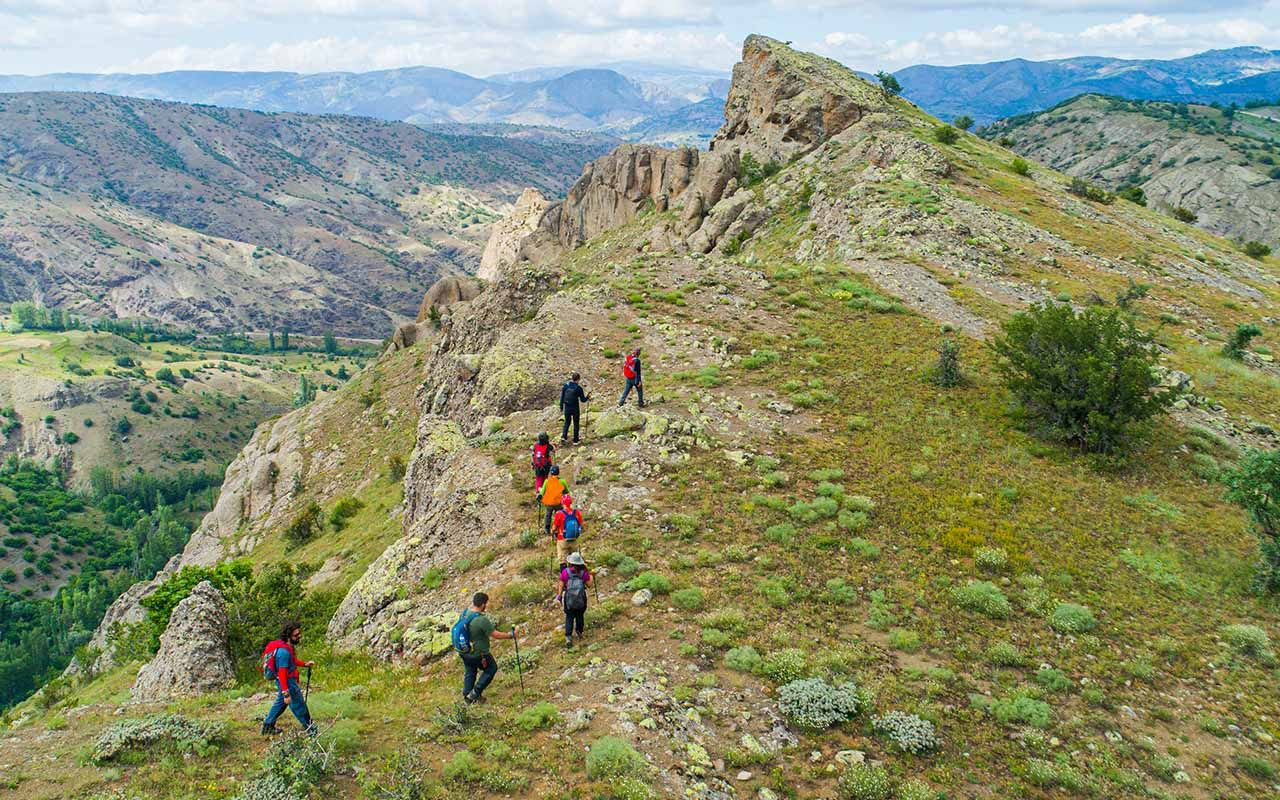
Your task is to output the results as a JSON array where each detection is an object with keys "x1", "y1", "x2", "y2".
[
  {"x1": 304, "y1": 665, "x2": 312, "y2": 703},
  {"x1": 511, "y1": 629, "x2": 525, "y2": 696}
]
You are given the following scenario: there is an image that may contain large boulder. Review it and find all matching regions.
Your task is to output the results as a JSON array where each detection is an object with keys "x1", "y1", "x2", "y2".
[
  {"x1": 477, "y1": 188, "x2": 556, "y2": 282},
  {"x1": 416, "y1": 275, "x2": 481, "y2": 321},
  {"x1": 131, "y1": 581, "x2": 235, "y2": 701}
]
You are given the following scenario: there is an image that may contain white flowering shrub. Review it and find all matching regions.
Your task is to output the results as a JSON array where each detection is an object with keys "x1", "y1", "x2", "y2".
[
  {"x1": 836, "y1": 763, "x2": 892, "y2": 800},
  {"x1": 777, "y1": 678, "x2": 863, "y2": 729},
  {"x1": 974, "y1": 547, "x2": 1009, "y2": 572},
  {"x1": 92, "y1": 713, "x2": 225, "y2": 763},
  {"x1": 873, "y1": 710, "x2": 941, "y2": 754}
]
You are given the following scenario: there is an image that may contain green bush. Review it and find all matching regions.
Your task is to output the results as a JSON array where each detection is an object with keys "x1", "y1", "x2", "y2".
[
  {"x1": 951, "y1": 580, "x2": 1012, "y2": 618},
  {"x1": 442, "y1": 750, "x2": 480, "y2": 783},
  {"x1": 1067, "y1": 176, "x2": 1113, "y2": 203},
  {"x1": 933, "y1": 124, "x2": 959, "y2": 145},
  {"x1": 621, "y1": 571, "x2": 672, "y2": 595},
  {"x1": 1222, "y1": 323, "x2": 1262, "y2": 360},
  {"x1": 838, "y1": 509, "x2": 869, "y2": 533},
  {"x1": 1242, "y1": 240, "x2": 1272, "y2": 260},
  {"x1": 764, "y1": 523, "x2": 796, "y2": 545},
  {"x1": 283, "y1": 502, "x2": 322, "y2": 546},
  {"x1": 992, "y1": 301, "x2": 1174, "y2": 453},
  {"x1": 837, "y1": 763, "x2": 892, "y2": 800},
  {"x1": 725, "y1": 645, "x2": 763, "y2": 673},
  {"x1": 1035, "y1": 666, "x2": 1073, "y2": 692},
  {"x1": 758, "y1": 577, "x2": 792, "y2": 608},
  {"x1": 777, "y1": 678, "x2": 863, "y2": 729},
  {"x1": 92, "y1": 714, "x2": 225, "y2": 763},
  {"x1": 987, "y1": 641, "x2": 1024, "y2": 666},
  {"x1": 1223, "y1": 449, "x2": 1280, "y2": 593},
  {"x1": 758, "y1": 648, "x2": 807, "y2": 684},
  {"x1": 975, "y1": 547, "x2": 1008, "y2": 572},
  {"x1": 327, "y1": 496, "x2": 364, "y2": 531},
  {"x1": 826, "y1": 578, "x2": 856, "y2": 604},
  {"x1": 503, "y1": 580, "x2": 546, "y2": 605},
  {"x1": 1010, "y1": 157, "x2": 1031, "y2": 176},
  {"x1": 1237, "y1": 755, "x2": 1278, "y2": 781},
  {"x1": 930, "y1": 339, "x2": 965, "y2": 387},
  {"x1": 991, "y1": 694, "x2": 1052, "y2": 728},
  {"x1": 1222, "y1": 624, "x2": 1275, "y2": 662},
  {"x1": 585, "y1": 736, "x2": 647, "y2": 782},
  {"x1": 849, "y1": 537, "x2": 880, "y2": 559},
  {"x1": 1171, "y1": 206, "x2": 1197, "y2": 223},
  {"x1": 1049, "y1": 603, "x2": 1097, "y2": 634},
  {"x1": 514, "y1": 701, "x2": 561, "y2": 731},
  {"x1": 671, "y1": 587, "x2": 705, "y2": 610}
]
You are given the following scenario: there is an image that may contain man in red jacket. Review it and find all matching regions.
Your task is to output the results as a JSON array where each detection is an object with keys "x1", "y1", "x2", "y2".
[{"x1": 261, "y1": 621, "x2": 316, "y2": 736}]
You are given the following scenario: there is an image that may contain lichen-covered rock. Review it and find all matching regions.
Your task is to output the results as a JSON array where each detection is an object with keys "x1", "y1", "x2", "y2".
[
  {"x1": 592, "y1": 407, "x2": 647, "y2": 438},
  {"x1": 132, "y1": 581, "x2": 234, "y2": 701},
  {"x1": 416, "y1": 274, "x2": 481, "y2": 321}
]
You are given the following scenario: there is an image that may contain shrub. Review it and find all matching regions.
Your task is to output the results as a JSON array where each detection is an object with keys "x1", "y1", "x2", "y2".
[
  {"x1": 837, "y1": 763, "x2": 892, "y2": 800},
  {"x1": 1049, "y1": 603, "x2": 1097, "y2": 634},
  {"x1": 1238, "y1": 755, "x2": 1278, "y2": 781},
  {"x1": 849, "y1": 537, "x2": 880, "y2": 559},
  {"x1": 739, "y1": 152, "x2": 780, "y2": 187},
  {"x1": 1222, "y1": 624, "x2": 1275, "y2": 662},
  {"x1": 888, "y1": 628, "x2": 921, "y2": 652},
  {"x1": 92, "y1": 714, "x2": 225, "y2": 763},
  {"x1": 758, "y1": 577, "x2": 793, "y2": 608},
  {"x1": 671, "y1": 587, "x2": 705, "y2": 610},
  {"x1": 991, "y1": 695, "x2": 1052, "y2": 728},
  {"x1": 987, "y1": 641, "x2": 1024, "y2": 667},
  {"x1": 615, "y1": 555, "x2": 641, "y2": 577},
  {"x1": 1035, "y1": 666, "x2": 1073, "y2": 692},
  {"x1": 725, "y1": 645, "x2": 763, "y2": 673},
  {"x1": 620, "y1": 571, "x2": 672, "y2": 595},
  {"x1": 930, "y1": 339, "x2": 965, "y2": 387},
  {"x1": 992, "y1": 301, "x2": 1174, "y2": 453},
  {"x1": 838, "y1": 510, "x2": 870, "y2": 533},
  {"x1": 1067, "y1": 176, "x2": 1113, "y2": 203},
  {"x1": 283, "y1": 502, "x2": 322, "y2": 546},
  {"x1": 898, "y1": 779, "x2": 936, "y2": 800},
  {"x1": 504, "y1": 580, "x2": 545, "y2": 605},
  {"x1": 975, "y1": 547, "x2": 1008, "y2": 572},
  {"x1": 585, "y1": 736, "x2": 647, "y2": 782},
  {"x1": 777, "y1": 678, "x2": 863, "y2": 729},
  {"x1": 1223, "y1": 449, "x2": 1280, "y2": 593},
  {"x1": 514, "y1": 701, "x2": 561, "y2": 731},
  {"x1": 1116, "y1": 184, "x2": 1147, "y2": 205},
  {"x1": 328, "y1": 496, "x2": 364, "y2": 531},
  {"x1": 843, "y1": 494, "x2": 875, "y2": 513},
  {"x1": 826, "y1": 578, "x2": 856, "y2": 604},
  {"x1": 1222, "y1": 323, "x2": 1262, "y2": 360},
  {"x1": 442, "y1": 750, "x2": 480, "y2": 783},
  {"x1": 764, "y1": 523, "x2": 796, "y2": 545},
  {"x1": 758, "y1": 648, "x2": 807, "y2": 684},
  {"x1": 1010, "y1": 157, "x2": 1031, "y2": 176},
  {"x1": 951, "y1": 580, "x2": 1011, "y2": 619},
  {"x1": 241, "y1": 732, "x2": 334, "y2": 799},
  {"x1": 1243, "y1": 240, "x2": 1272, "y2": 260},
  {"x1": 933, "y1": 124, "x2": 959, "y2": 144},
  {"x1": 873, "y1": 711, "x2": 941, "y2": 754},
  {"x1": 1171, "y1": 205, "x2": 1198, "y2": 223}
]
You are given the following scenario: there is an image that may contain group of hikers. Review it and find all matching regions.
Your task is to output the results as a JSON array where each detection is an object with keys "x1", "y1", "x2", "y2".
[{"x1": 260, "y1": 349, "x2": 645, "y2": 729}]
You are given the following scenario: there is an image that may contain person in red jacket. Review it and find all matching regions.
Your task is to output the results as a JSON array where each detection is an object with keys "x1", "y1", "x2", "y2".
[
  {"x1": 261, "y1": 621, "x2": 316, "y2": 736},
  {"x1": 618, "y1": 347, "x2": 644, "y2": 408},
  {"x1": 551, "y1": 495, "x2": 585, "y2": 565}
]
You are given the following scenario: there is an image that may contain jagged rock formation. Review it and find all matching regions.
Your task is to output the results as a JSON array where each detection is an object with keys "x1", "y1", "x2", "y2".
[
  {"x1": 556, "y1": 144, "x2": 699, "y2": 247},
  {"x1": 416, "y1": 275, "x2": 482, "y2": 321},
  {"x1": 713, "y1": 34, "x2": 882, "y2": 164},
  {"x1": 477, "y1": 189, "x2": 555, "y2": 281},
  {"x1": 131, "y1": 581, "x2": 234, "y2": 701}
]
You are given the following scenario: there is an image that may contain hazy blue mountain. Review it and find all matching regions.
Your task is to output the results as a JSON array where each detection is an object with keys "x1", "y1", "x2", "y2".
[{"x1": 897, "y1": 47, "x2": 1280, "y2": 124}]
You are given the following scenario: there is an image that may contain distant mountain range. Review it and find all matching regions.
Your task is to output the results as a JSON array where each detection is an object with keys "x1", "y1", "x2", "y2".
[
  {"x1": 2, "y1": 48, "x2": 1278, "y2": 143},
  {"x1": 0, "y1": 63, "x2": 729, "y2": 147},
  {"x1": 898, "y1": 46, "x2": 1280, "y2": 124}
]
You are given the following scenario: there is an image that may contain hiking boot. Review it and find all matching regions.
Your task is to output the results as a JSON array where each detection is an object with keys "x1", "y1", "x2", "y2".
[
  {"x1": 565, "y1": 635, "x2": 573, "y2": 648},
  {"x1": 260, "y1": 722, "x2": 279, "y2": 736},
  {"x1": 463, "y1": 692, "x2": 477, "y2": 704}
]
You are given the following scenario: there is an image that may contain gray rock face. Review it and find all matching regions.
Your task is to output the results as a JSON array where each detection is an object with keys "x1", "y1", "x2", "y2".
[
  {"x1": 416, "y1": 274, "x2": 481, "y2": 321},
  {"x1": 132, "y1": 581, "x2": 234, "y2": 701},
  {"x1": 557, "y1": 144, "x2": 699, "y2": 248},
  {"x1": 477, "y1": 188, "x2": 555, "y2": 282},
  {"x1": 711, "y1": 35, "x2": 883, "y2": 164}
]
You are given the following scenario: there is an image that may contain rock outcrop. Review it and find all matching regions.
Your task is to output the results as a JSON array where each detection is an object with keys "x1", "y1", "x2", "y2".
[
  {"x1": 416, "y1": 275, "x2": 481, "y2": 321},
  {"x1": 556, "y1": 144, "x2": 699, "y2": 247},
  {"x1": 712, "y1": 34, "x2": 882, "y2": 164},
  {"x1": 477, "y1": 189, "x2": 555, "y2": 281},
  {"x1": 131, "y1": 581, "x2": 234, "y2": 701}
]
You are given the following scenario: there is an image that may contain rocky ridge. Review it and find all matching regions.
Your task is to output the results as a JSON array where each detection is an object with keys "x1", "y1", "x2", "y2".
[{"x1": 130, "y1": 581, "x2": 235, "y2": 702}]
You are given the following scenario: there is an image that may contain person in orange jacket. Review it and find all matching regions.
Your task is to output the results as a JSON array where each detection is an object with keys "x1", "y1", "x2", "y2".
[{"x1": 537, "y1": 465, "x2": 567, "y2": 539}]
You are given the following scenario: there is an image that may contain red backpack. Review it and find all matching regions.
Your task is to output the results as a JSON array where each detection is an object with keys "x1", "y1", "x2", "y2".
[
  {"x1": 532, "y1": 443, "x2": 551, "y2": 469},
  {"x1": 623, "y1": 354, "x2": 637, "y2": 379},
  {"x1": 261, "y1": 640, "x2": 296, "y2": 683}
]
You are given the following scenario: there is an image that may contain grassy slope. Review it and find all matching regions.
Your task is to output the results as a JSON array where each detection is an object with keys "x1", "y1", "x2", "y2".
[{"x1": 4, "y1": 67, "x2": 1280, "y2": 800}]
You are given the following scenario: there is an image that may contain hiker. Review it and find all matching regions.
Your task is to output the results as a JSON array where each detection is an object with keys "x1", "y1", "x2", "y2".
[
  {"x1": 560, "y1": 372, "x2": 590, "y2": 444},
  {"x1": 618, "y1": 347, "x2": 644, "y2": 408},
  {"x1": 556, "y1": 552, "x2": 592, "y2": 648},
  {"x1": 531, "y1": 433, "x2": 555, "y2": 492},
  {"x1": 551, "y1": 493, "x2": 585, "y2": 564},
  {"x1": 260, "y1": 621, "x2": 316, "y2": 736},
  {"x1": 538, "y1": 464, "x2": 567, "y2": 537},
  {"x1": 452, "y1": 591, "x2": 519, "y2": 704}
]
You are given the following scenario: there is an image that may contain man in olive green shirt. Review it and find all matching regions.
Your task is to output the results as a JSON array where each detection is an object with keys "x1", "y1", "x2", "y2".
[{"x1": 459, "y1": 591, "x2": 518, "y2": 704}]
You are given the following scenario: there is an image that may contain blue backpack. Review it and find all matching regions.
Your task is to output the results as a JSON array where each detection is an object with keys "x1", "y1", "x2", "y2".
[
  {"x1": 563, "y1": 512, "x2": 582, "y2": 541},
  {"x1": 451, "y1": 610, "x2": 480, "y2": 655}
]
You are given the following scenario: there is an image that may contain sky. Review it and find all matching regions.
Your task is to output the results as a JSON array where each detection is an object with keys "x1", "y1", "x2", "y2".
[{"x1": 0, "y1": 1, "x2": 1278, "y2": 77}]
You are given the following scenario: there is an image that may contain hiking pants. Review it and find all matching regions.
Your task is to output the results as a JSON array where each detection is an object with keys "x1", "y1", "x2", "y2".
[
  {"x1": 264, "y1": 678, "x2": 313, "y2": 731},
  {"x1": 556, "y1": 537, "x2": 579, "y2": 564},
  {"x1": 561, "y1": 408, "x2": 580, "y2": 442},
  {"x1": 461, "y1": 653, "x2": 497, "y2": 699},
  {"x1": 564, "y1": 607, "x2": 585, "y2": 637},
  {"x1": 618, "y1": 378, "x2": 643, "y2": 407},
  {"x1": 534, "y1": 465, "x2": 550, "y2": 491},
  {"x1": 543, "y1": 505, "x2": 556, "y2": 535}
]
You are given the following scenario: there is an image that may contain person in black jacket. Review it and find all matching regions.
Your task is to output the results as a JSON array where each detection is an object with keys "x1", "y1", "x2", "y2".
[{"x1": 560, "y1": 372, "x2": 590, "y2": 444}]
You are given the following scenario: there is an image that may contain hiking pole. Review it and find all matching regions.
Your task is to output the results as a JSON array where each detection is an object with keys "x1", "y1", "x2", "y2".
[
  {"x1": 304, "y1": 665, "x2": 312, "y2": 703},
  {"x1": 511, "y1": 628, "x2": 525, "y2": 696}
]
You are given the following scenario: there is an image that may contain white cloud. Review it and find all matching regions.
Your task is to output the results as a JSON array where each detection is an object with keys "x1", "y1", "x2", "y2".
[
  {"x1": 819, "y1": 14, "x2": 1280, "y2": 69},
  {"x1": 779, "y1": 0, "x2": 1265, "y2": 12}
]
